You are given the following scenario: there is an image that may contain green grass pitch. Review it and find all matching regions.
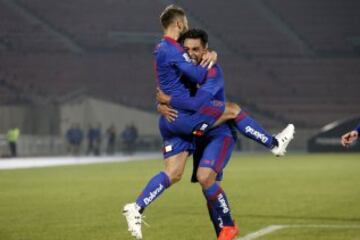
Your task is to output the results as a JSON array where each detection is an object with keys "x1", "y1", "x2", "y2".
[{"x1": 0, "y1": 153, "x2": 360, "y2": 240}]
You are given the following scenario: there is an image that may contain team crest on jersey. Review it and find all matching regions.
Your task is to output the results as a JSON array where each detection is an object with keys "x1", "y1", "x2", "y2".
[{"x1": 182, "y1": 53, "x2": 191, "y2": 63}]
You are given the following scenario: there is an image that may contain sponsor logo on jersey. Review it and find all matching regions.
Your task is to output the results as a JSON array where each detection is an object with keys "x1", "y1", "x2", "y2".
[
  {"x1": 218, "y1": 193, "x2": 229, "y2": 214},
  {"x1": 183, "y1": 53, "x2": 191, "y2": 62},
  {"x1": 245, "y1": 126, "x2": 269, "y2": 143},
  {"x1": 143, "y1": 184, "x2": 164, "y2": 205}
]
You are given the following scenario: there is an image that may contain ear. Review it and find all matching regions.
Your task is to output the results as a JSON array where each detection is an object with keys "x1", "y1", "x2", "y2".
[{"x1": 175, "y1": 19, "x2": 181, "y2": 29}]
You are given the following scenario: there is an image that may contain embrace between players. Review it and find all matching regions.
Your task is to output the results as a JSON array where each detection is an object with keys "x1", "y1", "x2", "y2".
[{"x1": 123, "y1": 4, "x2": 296, "y2": 240}]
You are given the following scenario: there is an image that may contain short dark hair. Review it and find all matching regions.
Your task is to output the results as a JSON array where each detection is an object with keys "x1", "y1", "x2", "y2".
[
  {"x1": 160, "y1": 5, "x2": 185, "y2": 29},
  {"x1": 178, "y1": 29, "x2": 208, "y2": 47}
]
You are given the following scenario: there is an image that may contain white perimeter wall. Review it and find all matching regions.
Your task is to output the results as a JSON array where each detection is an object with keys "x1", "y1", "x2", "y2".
[{"x1": 60, "y1": 97, "x2": 159, "y2": 136}]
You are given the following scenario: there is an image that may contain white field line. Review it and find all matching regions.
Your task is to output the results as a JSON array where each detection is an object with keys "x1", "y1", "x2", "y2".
[
  {"x1": 237, "y1": 224, "x2": 360, "y2": 240},
  {"x1": 289, "y1": 224, "x2": 360, "y2": 229},
  {"x1": 237, "y1": 225, "x2": 286, "y2": 240},
  {"x1": 0, "y1": 153, "x2": 161, "y2": 170}
]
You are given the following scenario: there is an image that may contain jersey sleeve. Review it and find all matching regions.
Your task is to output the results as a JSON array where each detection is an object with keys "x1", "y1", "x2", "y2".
[
  {"x1": 170, "y1": 89, "x2": 213, "y2": 112},
  {"x1": 169, "y1": 66, "x2": 224, "y2": 112},
  {"x1": 200, "y1": 67, "x2": 223, "y2": 96},
  {"x1": 170, "y1": 51, "x2": 207, "y2": 84}
]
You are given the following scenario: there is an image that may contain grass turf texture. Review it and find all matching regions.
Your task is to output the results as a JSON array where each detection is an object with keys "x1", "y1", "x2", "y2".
[{"x1": 0, "y1": 153, "x2": 359, "y2": 240}]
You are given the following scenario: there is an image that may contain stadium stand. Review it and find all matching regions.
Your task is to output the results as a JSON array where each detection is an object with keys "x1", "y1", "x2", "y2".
[
  {"x1": 178, "y1": 0, "x2": 310, "y2": 57},
  {"x1": 0, "y1": 1, "x2": 69, "y2": 52},
  {"x1": 14, "y1": 0, "x2": 163, "y2": 50},
  {"x1": 265, "y1": 0, "x2": 360, "y2": 56},
  {"x1": 0, "y1": 0, "x2": 359, "y2": 129}
]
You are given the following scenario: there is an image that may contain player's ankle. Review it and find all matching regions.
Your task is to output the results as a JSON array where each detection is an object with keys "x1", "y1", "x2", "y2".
[{"x1": 271, "y1": 137, "x2": 279, "y2": 149}]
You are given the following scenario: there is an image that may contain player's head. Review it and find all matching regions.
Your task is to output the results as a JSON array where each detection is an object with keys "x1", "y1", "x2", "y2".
[
  {"x1": 178, "y1": 29, "x2": 208, "y2": 64},
  {"x1": 160, "y1": 5, "x2": 188, "y2": 34}
]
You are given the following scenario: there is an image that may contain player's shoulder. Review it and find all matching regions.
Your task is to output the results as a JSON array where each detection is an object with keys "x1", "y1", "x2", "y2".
[
  {"x1": 158, "y1": 38, "x2": 184, "y2": 52},
  {"x1": 155, "y1": 38, "x2": 184, "y2": 59},
  {"x1": 207, "y1": 64, "x2": 223, "y2": 79}
]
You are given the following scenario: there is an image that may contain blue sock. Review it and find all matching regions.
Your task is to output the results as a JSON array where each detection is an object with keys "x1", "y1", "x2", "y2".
[
  {"x1": 234, "y1": 111, "x2": 276, "y2": 148},
  {"x1": 203, "y1": 191, "x2": 223, "y2": 236},
  {"x1": 135, "y1": 171, "x2": 171, "y2": 210},
  {"x1": 203, "y1": 183, "x2": 234, "y2": 227}
]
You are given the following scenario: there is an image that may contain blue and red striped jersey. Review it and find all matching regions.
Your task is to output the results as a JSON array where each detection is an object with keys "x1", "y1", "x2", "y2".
[{"x1": 154, "y1": 36, "x2": 208, "y2": 101}]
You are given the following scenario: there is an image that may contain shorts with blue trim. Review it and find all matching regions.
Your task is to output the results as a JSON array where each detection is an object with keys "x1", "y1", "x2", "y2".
[
  {"x1": 159, "y1": 100, "x2": 225, "y2": 159},
  {"x1": 191, "y1": 123, "x2": 237, "y2": 183},
  {"x1": 161, "y1": 100, "x2": 225, "y2": 137},
  {"x1": 159, "y1": 117, "x2": 195, "y2": 159}
]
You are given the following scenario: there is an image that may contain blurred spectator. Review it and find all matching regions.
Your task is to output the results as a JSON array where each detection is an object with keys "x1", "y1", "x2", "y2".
[
  {"x1": 106, "y1": 124, "x2": 116, "y2": 155},
  {"x1": 7, "y1": 127, "x2": 20, "y2": 157},
  {"x1": 87, "y1": 123, "x2": 102, "y2": 156},
  {"x1": 121, "y1": 123, "x2": 138, "y2": 155},
  {"x1": 94, "y1": 123, "x2": 102, "y2": 155},
  {"x1": 66, "y1": 123, "x2": 83, "y2": 155}
]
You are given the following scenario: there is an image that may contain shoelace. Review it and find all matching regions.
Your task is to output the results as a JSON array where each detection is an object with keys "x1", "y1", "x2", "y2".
[{"x1": 135, "y1": 215, "x2": 150, "y2": 228}]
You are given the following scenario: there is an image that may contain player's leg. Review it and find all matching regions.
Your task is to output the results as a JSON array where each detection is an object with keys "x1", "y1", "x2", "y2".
[
  {"x1": 123, "y1": 151, "x2": 188, "y2": 239},
  {"x1": 171, "y1": 99, "x2": 293, "y2": 157},
  {"x1": 123, "y1": 133, "x2": 193, "y2": 239},
  {"x1": 135, "y1": 150, "x2": 188, "y2": 210},
  {"x1": 212, "y1": 102, "x2": 275, "y2": 147},
  {"x1": 198, "y1": 167, "x2": 224, "y2": 236},
  {"x1": 196, "y1": 133, "x2": 239, "y2": 239},
  {"x1": 191, "y1": 141, "x2": 223, "y2": 236},
  {"x1": 213, "y1": 102, "x2": 295, "y2": 156}
]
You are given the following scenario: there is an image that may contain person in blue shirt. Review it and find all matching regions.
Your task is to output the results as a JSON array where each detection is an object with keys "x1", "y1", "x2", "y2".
[
  {"x1": 158, "y1": 29, "x2": 240, "y2": 239},
  {"x1": 341, "y1": 123, "x2": 360, "y2": 147},
  {"x1": 123, "y1": 5, "x2": 219, "y2": 240}
]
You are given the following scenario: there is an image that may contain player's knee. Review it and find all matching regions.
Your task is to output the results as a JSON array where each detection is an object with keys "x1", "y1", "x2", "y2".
[
  {"x1": 166, "y1": 170, "x2": 183, "y2": 184},
  {"x1": 226, "y1": 102, "x2": 241, "y2": 118},
  {"x1": 197, "y1": 171, "x2": 216, "y2": 189}
]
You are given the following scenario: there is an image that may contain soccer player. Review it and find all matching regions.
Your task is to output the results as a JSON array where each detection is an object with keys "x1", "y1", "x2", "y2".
[
  {"x1": 158, "y1": 29, "x2": 240, "y2": 239},
  {"x1": 123, "y1": 5, "x2": 220, "y2": 239},
  {"x1": 341, "y1": 123, "x2": 360, "y2": 147}
]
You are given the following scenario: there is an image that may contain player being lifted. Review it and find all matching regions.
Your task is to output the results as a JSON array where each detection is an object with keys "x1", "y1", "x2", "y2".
[{"x1": 123, "y1": 5, "x2": 295, "y2": 240}]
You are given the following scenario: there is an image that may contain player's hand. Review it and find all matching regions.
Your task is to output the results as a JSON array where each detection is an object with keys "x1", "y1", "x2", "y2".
[
  {"x1": 157, "y1": 103, "x2": 178, "y2": 122},
  {"x1": 156, "y1": 88, "x2": 171, "y2": 104},
  {"x1": 341, "y1": 130, "x2": 358, "y2": 147},
  {"x1": 200, "y1": 50, "x2": 217, "y2": 69}
]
